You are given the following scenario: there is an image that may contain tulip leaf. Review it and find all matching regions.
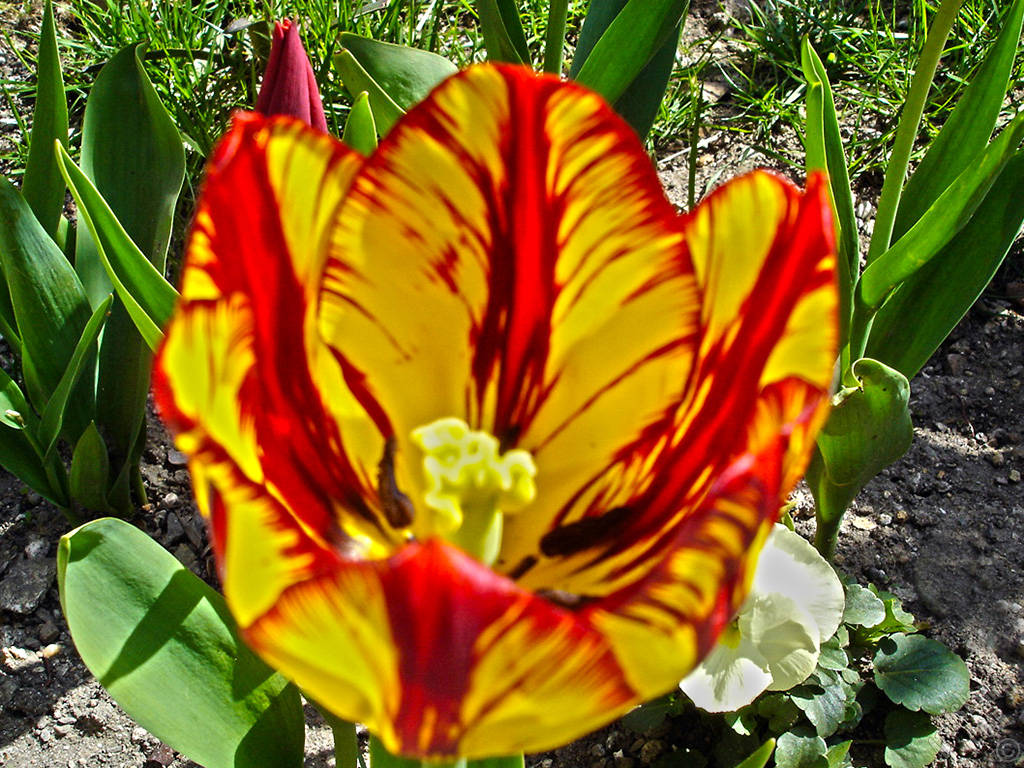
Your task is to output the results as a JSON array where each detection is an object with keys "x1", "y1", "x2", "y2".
[
  {"x1": 884, "y1": 710, "x2": 940, "y2": 768},
  {"x1": 343, "y1": 91, "x2": 378, "y2": 156},
  {"x1": 866, "y1": 149, "x2": 1024, "y2": 379},
  {"x1": 807, "y1": 358, "x2": 912, "y2": 553},
  {"x1": 75, "y1": 41, "x2": 183, "y2": 481},
  {"x1": 569, "y1": 0, "x2": 685, "y2": 140},
  {"x1": 475, "y1": 0, "x2": 531, "y2": 64},
  {"x1": 70, "y1": 421, "x2": 115, "y2": 515},
  {"x1": 334, "y1": 49, "x2": 405, "y2": 136},
  {"x1": 874, "y1": 635, "x2": 969, "y2": 715},
  {"x1": 0, "y1": 175, "x2": 94, "y2": 438},
  {"x1": 58, "y1": 518, "x2": 305, "y2": 768},
  {"x1": 339, "y1": 34, "x2": 457, "y2": 113},
  {"x1": 56, "y1": 142, "x2": 175, "y2": 351},
  {"x1": 39, "y1": 294, "x2": 111, "y2": 464},
  {"x1": 572, "y1": 0, "x2": 688, "y2": 107},
  {"x1": 76, "y1": 42, "x2": 184, "y2": 306},
  {"x1": 802, "y1": 39, "x2": 857, "y2": 352},
  {"x1": 21, "y1": 0, "x2": 68, "y2": 239},
  {"x1": 735, "y1": 739, "x2": 777, "y2": 768},
  {"x1": 893, "y1": 0, "x2": 1024, "y2": 240},
  {"x1": 0, "y1": 365, "x2": 66, "y2": 507},
  {"x1": 858, "y1": 112, "x2": 1024, "y2": 311}
]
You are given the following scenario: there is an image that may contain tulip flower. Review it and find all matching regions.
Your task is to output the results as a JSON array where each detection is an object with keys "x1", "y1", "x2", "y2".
[
  {"x1": 255, "y1": 19, "x2": 328, "y2": 132},
  {"x1": 154, "y1": 64, "x2": 838, "y2": 759},
  {"x1": 679, "y1": 524, "x2": 845, "y2": 712}
]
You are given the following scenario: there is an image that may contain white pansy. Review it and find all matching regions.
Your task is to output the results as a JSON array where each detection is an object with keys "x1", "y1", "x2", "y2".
[{"x1": 680, "y1": 524, "x2": 844, "y2": 712}]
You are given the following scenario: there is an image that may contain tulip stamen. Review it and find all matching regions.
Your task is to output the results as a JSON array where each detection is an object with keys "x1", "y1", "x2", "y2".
[{"x1": 412, "y1": 417, "x2": 536, "y2": 566}]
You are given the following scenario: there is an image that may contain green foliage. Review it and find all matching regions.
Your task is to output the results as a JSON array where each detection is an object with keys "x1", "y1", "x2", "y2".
[
  {"x1": 874, "y1": 635, "x2": 970, "y2": 715},
  {"x1": 58, "y1": 518, "x2": 305, "y2": 768}
]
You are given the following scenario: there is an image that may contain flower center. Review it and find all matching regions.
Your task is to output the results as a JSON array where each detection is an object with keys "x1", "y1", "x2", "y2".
[{"x1": 411, "y1": 417, "x2": 536, "y2": 566}]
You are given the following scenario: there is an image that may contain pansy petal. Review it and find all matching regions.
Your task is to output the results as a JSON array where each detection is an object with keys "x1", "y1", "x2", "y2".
[
  {"x1": 316, "y1": 64, "x2": 699, "y2": 544},
  {"x1": 244, "y1": 539, "x2": 638, "y2": 758},
  {"x1": 508, "y1": 171, "x2": 837, "y2": 598},
  {"x1": 679, "y1": 633, "x2": 773, "y2": 713}
]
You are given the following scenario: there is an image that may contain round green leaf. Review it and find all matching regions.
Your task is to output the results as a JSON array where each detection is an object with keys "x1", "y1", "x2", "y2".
[
  {"x1": 844, "y1": 582, "x2": 887, "y2": 627},
  {"x1": 58, "y1": 518, "x2": 304, "y2": 768},
  {"x1": 874, "y1": 634, "x2": 969, "y2": 714},
  {"x1": 884, "y1": 709, "x2": 941, "y2": 768},
  {"x1": 775, "y1": 729, "x2": 828, "y2": 768}
]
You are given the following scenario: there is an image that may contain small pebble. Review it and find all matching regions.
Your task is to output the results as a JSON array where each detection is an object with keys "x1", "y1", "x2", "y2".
[
  {"x1": 167, "y1": 449, "x2": 189, "y2": 467},
  {"x1": 878, "y1": 513, "x2": 892, "y2": 526},
  {"x1": 639, "y1": 740, "x2": 666, "y2": 765},
  {"x1": 988, "y1": 452, "x2": 1006, "y2": 467},
  {"x1": 1011, "y1": 470, "x2": 1021, "y2": 483},
  {"x1": 37, "y1": 622, "x2": 59, "y2": 644}
]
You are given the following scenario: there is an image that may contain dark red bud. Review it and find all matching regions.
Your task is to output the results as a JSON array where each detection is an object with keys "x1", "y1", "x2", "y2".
[{"x1": 255, "y1": 19, "x2": 328, "y2": 133}]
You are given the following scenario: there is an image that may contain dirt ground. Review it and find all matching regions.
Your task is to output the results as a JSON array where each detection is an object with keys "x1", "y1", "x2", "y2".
[{"x1": 2, "y1": 2, "x2": 1024, "y2": 767}]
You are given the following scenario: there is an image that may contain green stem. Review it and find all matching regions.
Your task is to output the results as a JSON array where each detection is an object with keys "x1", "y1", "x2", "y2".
[
  {"x1": 543, "y1": 0, "x2": 570, "y2": 74},
  {"x1": 866, "y1": 0, "x2": 966, "y2": 264},
  {"x1": 131, "y1": 462, "x2": 148, "y2": 508},
  {"x1": 333, "y1": 718, "x2": 360, "y2": 768}
]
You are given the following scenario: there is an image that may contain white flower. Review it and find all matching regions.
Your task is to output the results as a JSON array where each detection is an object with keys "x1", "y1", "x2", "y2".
[{"x1": 679, "y1": 524, "x2": 845, "y2": 712}]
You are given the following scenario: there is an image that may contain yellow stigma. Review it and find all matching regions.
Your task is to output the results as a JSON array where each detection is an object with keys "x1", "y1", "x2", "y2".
[{"x1": 411, "y1": 417, "x2": 536, "y2": 566}]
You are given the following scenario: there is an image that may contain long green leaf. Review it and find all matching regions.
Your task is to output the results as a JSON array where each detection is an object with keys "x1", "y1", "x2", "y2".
[
  {"x1": 858, "y1": 112, "x2": 1024, "y2": 311},
  {"x1": 570, "y1": 0, "x2": 686, "y2": 140},
  {"x1": 334, "y1": 49, "x2": 406, "y2": 136},
  {"x1": 58, "y1": 518, "x2": 305, "y2": 768},
  {"x1": 76, "y1": 41, "x2": 184, "y2": 483},
  {"x1": 802, "y1": 39, "x2": 858, "y2": 362},
  {"x1": 21, "y1": 0, "x2": 69, "y2": 239},
  {"x1": 39, "y1": 294, "x2": 111, "y2": 463},
  {"x1": 893, "y1": 0, "x2": 1024, "y2": 240},
  {"x1": 76, "y1": 42, "x2": 184, "y2": 305},
  {"x1": 572, "y1": 0, "x2": 688, "y2": 106},
  {"x1": 0, "y1": 176, "x2": 93, "y2": 437},
  {"x1": 343, "y1": 91, "x2": 379, "y2": 155},
  {"x1": 56, "y1": 142, "x2": 176, "y2": 350},
  {"x1": 339, "y1": 34, "x2": 457, "y2": 113},
  {"x1": 70, "y1": 421, "x2": 114, "y2": 515},
  {"x1": 475, "y1": 0, "x2": 531, "y2": 64},
  {"x1": 0, "y1": 366, "x2": 66, "y2": 507},
  {"x1": 866, "y1": 150, "x2": 1024, "y2": 378}
]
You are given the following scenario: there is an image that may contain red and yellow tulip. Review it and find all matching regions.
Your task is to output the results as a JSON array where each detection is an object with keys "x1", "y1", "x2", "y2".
[{"x1": 154, "y1": 64, "x2": 837, "y2": 759}]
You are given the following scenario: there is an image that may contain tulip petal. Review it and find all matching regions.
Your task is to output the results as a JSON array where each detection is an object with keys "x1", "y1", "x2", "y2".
[
  {"x1": 154, "y1": 115, "x2": 405, "y2": 620},
  {"x1": 316, "y1": 64, "x2": 700, "y2": 544},
  {"x1": 244, "y1": 539, "x2": 638, "y2": 758},
  {"x1": 508, "y1": 171, "x2": 837, "y2": 598}
]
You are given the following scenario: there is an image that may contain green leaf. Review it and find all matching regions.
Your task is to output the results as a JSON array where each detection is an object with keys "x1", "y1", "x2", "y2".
[
  {"x1": 756, "y1": 693, "x2": 802, "y2": 733},
  {"x1": 343, "y1": 91, "x2": 378, "y2": 156},
  {"x1": 774, "y1": 729, "x2": 828, "y2": 768},
  {"x1": 855, "y1": 588, "x2": 918, "y2": 645},
  {"x1": 76, "y1": 42, "x2": 184, "y2": 306},
  {"x1": 56, "y1": 142, "x2": 176, "y2": 351},
  {"x1": 816, "y1": 634, "x2": 850, "y2": 671},
  {"x1": 334, "y1": 49, "x2": 406, "y2": 136},
  {"x1": 39, "y1": 294, "x2": 111, "y2": 464},
  {"x1": 866, "y1": 149, "x2": 1024, "y2": 378},
  {"x1": 21, "y1": 0, "x2": 69, "y2": 239},
  {"x1": 858, "y1": 112, "x2": 1024, "y2": 311},
  {"x1": 339, "y1": 34, "x2": 457, "y2": 113},
  {"x1": 807, "y1": 358, "x2": 913, "y2": 531},
  {"x1": 893, "y1": 0, "x2": 1024, "y2": 239},
  {"x1": 58, "y1": 518, "x2": 305, "y2": 768},
  {"x1": 884, "y1": 710, "x2": 941, "y2": 768},
  {"x1": 76, "y1": 41, "x2": 183, "y2": 483},
  {"x1": 622, "y1": 693, "x2": 680, "y2": 732},
  {"x1": 0, "y1": 365, "x2": 66, "y2": 507},
  {"x1": 874, "y1": 635, "x2": 969, "y2": 714},
  {"x1": 0, "y1": 175, "x2": 93, "y2": 437},
  {"x1": 70, "y1": 422, "x2": 114, "y2": 514},
  {"x1": 572, "y1": 0, "x2": 688, "y2": 107},
  {"x1": 802, "y1": 38, "x2": 857, "y2": 353},
  {"x1": 475, "y1": 0, "x2": 531, "y2": 64},
  {"x1": 734, "y1": 739, "x2": 775, "y2": 768},
  {"x1": 791, "y1": 683, "x2": 852, "y2": 739},
  {"x1": 844, "y1": 582, "x2": 887, "y2": 628},
  {"x1": 825, "y1": 741, "x2": 852, "y2": 768}
]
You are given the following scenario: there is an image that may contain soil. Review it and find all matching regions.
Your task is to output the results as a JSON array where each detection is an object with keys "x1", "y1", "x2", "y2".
[{"x1": 2, "y1": 1, "x2": 1024, "y2": 767}]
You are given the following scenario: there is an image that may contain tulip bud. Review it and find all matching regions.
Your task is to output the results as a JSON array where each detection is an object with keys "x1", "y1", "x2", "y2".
[{"x1": 255, "y1": 19, "x2": 328, "y2": 133}]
